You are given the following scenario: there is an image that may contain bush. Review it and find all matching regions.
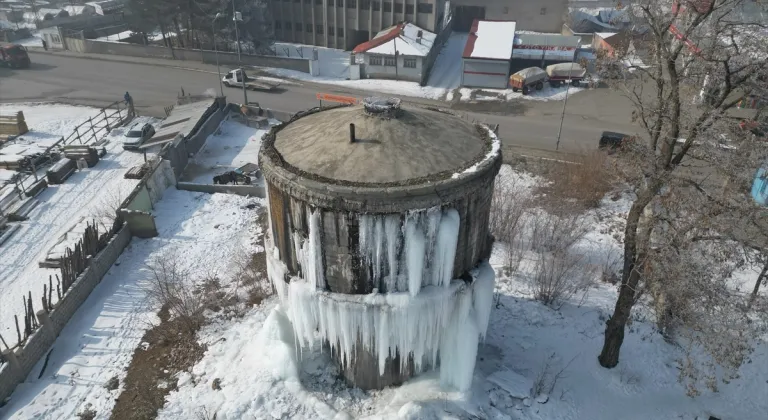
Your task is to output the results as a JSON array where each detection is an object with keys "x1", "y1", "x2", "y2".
[
  {"x1": 532, "y1": 251, "x2": 594, "y2": 306},
  {"x1": 528, "y1": 210, "x2": 590, "y2": 254},
  {"x1": 540, "y1": 150, "x2": 615, "y2": 208},
  {"x1": 146, "y1": 255, "x2": 211, "y2": 334},
  {"x1": 489, "y1": 171, "x2": 532, "y2": 274}
]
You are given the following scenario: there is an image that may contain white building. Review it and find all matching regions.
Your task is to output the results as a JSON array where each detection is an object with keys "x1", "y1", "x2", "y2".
[
  {"x1": 353, "y1": 22, "x2": 436, "y2": 84},
  {"x1": 461, "y1": 19, "x2": 516, "y2": 89}
]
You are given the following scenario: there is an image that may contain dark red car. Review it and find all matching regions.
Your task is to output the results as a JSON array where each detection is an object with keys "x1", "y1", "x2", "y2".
[{"x1": 0, "y1": 44, "x2": 31, "y2": 69}]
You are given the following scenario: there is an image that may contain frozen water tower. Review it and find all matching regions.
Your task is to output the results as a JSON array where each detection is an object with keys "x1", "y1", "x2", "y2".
[{"x1": 260, "y1": 97, "x2": 501, "y2": 391}]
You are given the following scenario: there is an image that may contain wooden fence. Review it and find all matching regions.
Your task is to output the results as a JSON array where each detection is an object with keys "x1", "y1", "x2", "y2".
[
  {"x1": 0, "y1": 220, "x2": 120, "y2": 361},
  {"x1": 63, "y1": 100, "x2": 132, "y2": 146}
]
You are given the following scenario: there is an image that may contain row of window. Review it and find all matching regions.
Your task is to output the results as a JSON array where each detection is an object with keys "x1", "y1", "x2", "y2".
[
  {"x1": 274, "y1": 21, "x2": 345, "y2": 36},
  {"x1": 276, "y1": 0, "x2": 434, "y2": 14},
  {"x1": 369, "y1": 55, "x2": 417, "y2": 68}
]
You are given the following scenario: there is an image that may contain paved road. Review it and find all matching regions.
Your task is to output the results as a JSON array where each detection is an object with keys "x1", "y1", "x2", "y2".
[{"x1": 0, "y1": 51, "x2": 639, "y2": 156}]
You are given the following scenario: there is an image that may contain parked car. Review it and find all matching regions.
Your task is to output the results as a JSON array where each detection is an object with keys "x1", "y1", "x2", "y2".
[
  {"x1": 122, "y1": 122, "x2": 155, "y2": 150},
  {"x1": 0, "y1": 44, "x2": 30, "y2": 68},
  {"x1": 599, "y1": 131, "x2": 633, "y2": 150}
]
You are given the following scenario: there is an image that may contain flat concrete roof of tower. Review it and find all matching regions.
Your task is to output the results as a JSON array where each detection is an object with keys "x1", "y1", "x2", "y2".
[{"x1": 272, "y1": 104, "x2": 489, "y2": 184}]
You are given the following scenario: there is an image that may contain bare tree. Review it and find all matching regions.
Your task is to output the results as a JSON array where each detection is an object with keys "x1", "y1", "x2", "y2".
[
  {"x1": 596, "y1": 0, "x2": 768, "y2": 370},
  {"x1": 489, "y1": 171, "x2": 532, "y2": 274}
]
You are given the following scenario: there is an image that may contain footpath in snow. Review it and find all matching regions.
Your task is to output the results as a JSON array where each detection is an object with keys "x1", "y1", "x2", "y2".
[{"x1": 0, "y1": 190, "x2": 264, "y2": 419}]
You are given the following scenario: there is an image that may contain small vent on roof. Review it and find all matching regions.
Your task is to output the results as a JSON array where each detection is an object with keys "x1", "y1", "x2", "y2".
[{"x1": 362, "y1": 97, "x2": 402, "y2": 119}]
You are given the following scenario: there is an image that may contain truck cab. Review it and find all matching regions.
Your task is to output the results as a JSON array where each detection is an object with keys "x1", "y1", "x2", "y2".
[
  {"x1": 222, "y1": 69, "x2": 280, "y2": 91},
  {"x1": 0, "y1": 44, "x2": 31, "y2": 69}
]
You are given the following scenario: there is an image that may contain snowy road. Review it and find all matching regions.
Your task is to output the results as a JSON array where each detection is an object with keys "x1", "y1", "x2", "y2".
[{"x1": 0, "y1": 190, "x2": 263, "y2": 420}]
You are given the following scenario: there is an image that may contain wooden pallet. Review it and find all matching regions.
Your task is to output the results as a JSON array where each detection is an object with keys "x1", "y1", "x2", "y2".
[{"x1": 0, "y1": 111, "x2": 29, "y2": 137}]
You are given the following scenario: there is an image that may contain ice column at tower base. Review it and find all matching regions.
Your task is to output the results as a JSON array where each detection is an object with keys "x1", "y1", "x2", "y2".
[{"x1": 266, "y1": 235, "x2": 496, "y2": 392}]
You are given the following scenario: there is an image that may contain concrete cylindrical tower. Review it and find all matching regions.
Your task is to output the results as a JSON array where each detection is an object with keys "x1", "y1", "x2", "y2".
[{"x1": 260, "y1": 98, "x2": 501, "y2": 390}]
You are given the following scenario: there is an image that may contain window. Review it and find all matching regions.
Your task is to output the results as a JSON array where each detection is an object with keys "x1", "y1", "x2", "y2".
[
  {"x1": 337, "y1": 27, "x2": 344, "y2": 37},
  {"x1": 417, "y1": 3, "x2": 432, "y2": 14},
  {"x1": 373, "y1": 1, "x2": 380, "y2": 11},
  {"x1": 315, "y1": 0, "x2": 323, "y2": 5},
  {"x1": 51, "y1": 34, "x2": 61, "y2": 43},
  {"x1": 383, "y1": 1, "x2": 392, "y2": 12},
  {"x1": 405, "y1": 3, "x2": 414, "y2": 14},
  {"x1": 306, "y1": 23, "x2": 313, "y2": 32},
  {"x1": 285, "y1": 21, "x2": 292, "y2": 30},
  {"x1": 294, "y1": 0, "x2": 300, "y2": 3},
  {"x1": 403, "y1": 57, "x2": 416, "y2": 68},
  {"x1": 384, "y1": 56, "x2": 396, "y2": 66},
  {"x1": 394, "y1": 2, "x2": 403, "y2": 13},
  {"x1": 275, "y1": 21, "x2": 282, "y2": 29},
  {"x1": 369, "y1": 55, "x2": 382, "y2": 65},
  {"x1": 328, "y1": 26, "x2": 335, "y2": 36},
  {"x1": 317, "y1": 24, "x2": 324, "y2": 34},
  {"x1": 328, "y1": 0, "x2": 335, "y2": 5},
  {"x1": 361, "y1": 0, "x2": 370, "y2": 10},
  {"x1": 295, "y1": 22, "x2": 303, "y2": 31},
  {"x1": 347, "y1": 0, "x2": 356, "y2": 8}
]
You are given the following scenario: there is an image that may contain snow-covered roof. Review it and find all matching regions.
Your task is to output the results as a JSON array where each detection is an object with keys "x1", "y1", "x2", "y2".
[
  {"x1": 462, "y1": 20, "x2": 517, "y2": 60},
  {"x1": 353, "y1": 23, "x2": 435, "y2": 56}
]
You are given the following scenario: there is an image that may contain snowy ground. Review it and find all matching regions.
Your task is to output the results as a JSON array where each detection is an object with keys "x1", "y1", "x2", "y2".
[
  {"x1": 93, "y1": 31, "x2": 134, "y2": 43},
  {"x1": 0, "y1": 104, "x2": 156, "y2": 348},
  {"x1": 0, "y1": 190, "x2": 264, "y2": 420},
  {"x1": 154, "y1": 164, "x2": 768, "y2": 420},
  {"x1": 458, "y1": 85, "x2": 586, "y2": 103},
  {"x1": 180, "y1": 118, "x2": 272, "y2": 184},
  {"x1": 13, "y1": 32, "x2": 42, "y2": 47}
]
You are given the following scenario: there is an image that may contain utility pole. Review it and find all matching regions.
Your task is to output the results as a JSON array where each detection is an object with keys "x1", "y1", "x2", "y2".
[
  {"x1": 555, "y1": 56, "x2": 577, "y2": 151},
  {"x1": 233, "y1": 1, "x2": 241, "y2": 61}
]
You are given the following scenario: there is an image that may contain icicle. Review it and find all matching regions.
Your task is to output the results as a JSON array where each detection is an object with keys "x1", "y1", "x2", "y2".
[
  {"x1": 384, "y1": 215, "x2": 401, "y2": 293},
  {"x1": 421, "y1": 207, "x2": 442, "y2": 286},
  {"x1": 404, "y1": 213, "x2": 426, "y2": 297},
  {"x1": 472, "y1": 262, "x2": 496, "y2": 339},
  {"x1": 432, "y1": 209, "x2": 461, "y2": 288},
  {"x1": 308, "y1": 209, "x2": 325, "y2": 290}
]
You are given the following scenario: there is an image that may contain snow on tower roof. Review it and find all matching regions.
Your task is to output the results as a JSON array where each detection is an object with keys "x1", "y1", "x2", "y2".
[
  {"x1": 353, "y1": 22, "x2": 436, "y2": 56},
  {"x1": 462, "y1": 19, "x2": 517, "y2": 60}
]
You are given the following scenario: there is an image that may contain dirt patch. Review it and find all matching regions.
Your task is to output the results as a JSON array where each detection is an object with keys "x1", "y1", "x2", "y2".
[
  {"x1": 507, "y1": 151, "x2": 618, "y2": 212},
  {"x1": 108, "y1": 208, "x2": 271, "y2": 420},
  {"x1": 109, "y1": 306, "x2": 207, "y2": 420}
]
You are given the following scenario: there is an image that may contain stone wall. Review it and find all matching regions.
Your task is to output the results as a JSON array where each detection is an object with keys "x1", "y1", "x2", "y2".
[{"x1": 0, "y1": 226, "x2": 132, "y2": 403}]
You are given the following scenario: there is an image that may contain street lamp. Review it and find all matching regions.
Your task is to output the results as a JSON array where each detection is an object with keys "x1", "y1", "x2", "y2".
[{"x1": 213, "y1": 13, "x2": 224, "y2": 97}]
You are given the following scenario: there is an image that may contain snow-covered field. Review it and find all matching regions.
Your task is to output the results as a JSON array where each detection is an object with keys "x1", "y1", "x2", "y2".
[
  {"x1": 0, "y1": 190, "x2": 263, "y2": 419},
  {"x1": 158, "y1": 166, "x2": 766, "y2": 420},
  {"x1": 181, "y1": 118, "x2": 272, "y2": 184}
]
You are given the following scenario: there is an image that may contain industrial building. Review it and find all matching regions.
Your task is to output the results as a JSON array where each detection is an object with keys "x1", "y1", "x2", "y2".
[
  {"x1": 267, "y1": 0, "x2": 450, "y2": 50},
  {"x1": 260, "y1": 97, "x2": 500, "y2": 390},
  {"x1": 451, "y1": 0, "x2": 568, "y2": 32},
  {"x1": 510, "y1": 32, "x2": 580, "y2": 73},
  {"x1": 461, "y1": 19, "x2": 516, "y2": 89}
]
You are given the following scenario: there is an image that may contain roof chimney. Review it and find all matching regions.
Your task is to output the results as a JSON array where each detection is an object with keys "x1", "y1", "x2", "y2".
[{"x1": 417, "y1": 30, "x2": 423, "y2": 43}]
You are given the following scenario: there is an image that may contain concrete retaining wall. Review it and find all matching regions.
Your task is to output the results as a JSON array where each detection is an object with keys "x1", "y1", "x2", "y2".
[
  {"x1": 0, "y1": 226, "x2": 132, "y2": 403},
  {"x1": 163, "y1": 104, "x2": 228, "y2": 179},
  {"x1": 64, "y1": 40, "x2": 310, "y2": 73},
  {"x1": 176, "y1": 182, "x2": 265, "y2": 198}
]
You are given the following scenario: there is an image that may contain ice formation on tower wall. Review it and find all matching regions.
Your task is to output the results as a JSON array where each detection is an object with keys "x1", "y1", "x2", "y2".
[{"x1": 269, "y1": 205, "x2": 495, "y2": 392}]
